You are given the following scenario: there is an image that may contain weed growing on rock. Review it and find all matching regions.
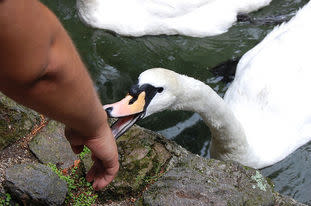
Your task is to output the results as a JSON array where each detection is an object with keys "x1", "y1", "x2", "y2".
[
  {"x1": 79, "y1": 146, "x2": 91, "y2": 159},
  {"x1": 47, "y1": 161, "x2": 98, "y2": 206}
]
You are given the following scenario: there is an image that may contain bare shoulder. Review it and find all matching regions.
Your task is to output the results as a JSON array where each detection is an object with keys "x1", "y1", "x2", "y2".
[
  {"x1": 0, "y1": 0, "x2": 55, "y2": 86},
  {"x1": 0, "y1": 0, "x2": 47, "y2": 25}
]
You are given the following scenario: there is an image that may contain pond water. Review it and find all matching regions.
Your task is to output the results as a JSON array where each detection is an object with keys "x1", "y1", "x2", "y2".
[{"x1": 41, "y1": 0, "x2": 311, "y2": 204}]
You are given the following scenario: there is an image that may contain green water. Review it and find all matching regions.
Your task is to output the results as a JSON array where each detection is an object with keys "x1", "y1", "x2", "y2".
[{"x1": 41, "y1": 0, "x2": 311, "y2": 204}]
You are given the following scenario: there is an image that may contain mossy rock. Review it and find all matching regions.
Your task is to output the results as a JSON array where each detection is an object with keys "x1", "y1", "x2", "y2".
[
  {"x1": 97, "y1": 125, "x2": 171, "y2": 201},
  {"x1": 273, "y1": 192, "x2": 307, "y2": 206},
  {"x1": 0, "y1": 93, "x2": 40, "y2": 150},
  {"x1": 81, "y1": 120, "x2": 307, "y2": 206},
  {"x1": 139, "y1": 154, "x2": 274, "y2": 206}
]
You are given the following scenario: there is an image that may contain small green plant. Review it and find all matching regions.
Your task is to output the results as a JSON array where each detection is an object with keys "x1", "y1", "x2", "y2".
[
  {"x1": 79, "y1": 146, "x2": 91, "y2": 159},
  {"x1": 47, "y1": 162, "x2": 97, "y2": 206},
  {"x1": 0, "y1": 193, "x2": 12, "y2": 206},
  {"x1": 47, "y1": 163, "x2": 76, "y2": 191}
]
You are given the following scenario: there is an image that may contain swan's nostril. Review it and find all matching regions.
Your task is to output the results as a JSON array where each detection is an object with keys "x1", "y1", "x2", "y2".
[{"x1": 105, "y1": 107, "x2": 113, "y2": 117}]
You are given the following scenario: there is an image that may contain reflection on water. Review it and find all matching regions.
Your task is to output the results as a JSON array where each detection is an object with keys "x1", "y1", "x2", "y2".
[
  {"x1": 262, "y1": 142, "x2": 311, "y2": 205},
  {"x1": 41, "y1": 0, "x2": 310, "y2": 204},
  {"x1": 158, "y1": 113, "x2": 201, "y2": 139}
]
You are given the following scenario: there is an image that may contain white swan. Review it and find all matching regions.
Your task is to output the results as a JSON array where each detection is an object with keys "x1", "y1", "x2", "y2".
[
  {"x1": 103, "y1": 1, "x2": 311, "y2": 169},
  {"x1": 76, "y1": 0, "x2": 271, "y2": 37}
]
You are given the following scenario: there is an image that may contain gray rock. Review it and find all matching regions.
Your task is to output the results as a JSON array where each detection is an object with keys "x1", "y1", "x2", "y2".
[
  {"x1": 0, "y1": 92, "x2": 40, "y2": 150},
  {"x1": 29, "y1": 121, "x2": 78, "y2": 169},
  {"x1": 140, "y1": 153, "x2": 274, "y2": 206},
  {"x1": 89, "y1": 124, "x2": 306, "y2": 206},
  {"x1": 4, "y1": 163, "x2": 67, "y2": 205},
  {"x1": 273, "y1": 192, "x2": 308, "y2": 206}
]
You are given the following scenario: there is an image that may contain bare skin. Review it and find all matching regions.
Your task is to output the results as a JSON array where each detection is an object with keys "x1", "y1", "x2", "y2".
[{"x1": 0, "y1": 0, "x2": 119, "y2": 190}]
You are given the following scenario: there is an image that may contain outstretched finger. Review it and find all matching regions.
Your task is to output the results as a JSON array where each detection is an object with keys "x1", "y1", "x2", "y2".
[
  {"x1": 86, "y1": 162, "x2": 96, "y2": 183},
  {"x1": 94, "y1": 172, "x2": 115, "y2": 190},
  {"x1": 94, "y1": 161, "x2": 119, "y2": 190}
]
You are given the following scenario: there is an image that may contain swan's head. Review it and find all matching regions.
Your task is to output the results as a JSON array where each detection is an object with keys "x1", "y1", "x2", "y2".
[{"x1": 103, "y1": 68, "x2": 181, "y2": 139}]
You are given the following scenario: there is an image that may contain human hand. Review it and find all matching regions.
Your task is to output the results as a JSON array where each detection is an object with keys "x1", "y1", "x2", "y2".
[{"x1": 65, "y1": 122, "x2": 119, "y2": 190}]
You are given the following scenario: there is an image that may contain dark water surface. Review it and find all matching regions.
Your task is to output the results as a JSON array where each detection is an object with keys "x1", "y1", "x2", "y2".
[{"x1": 41, "y1": 0, "x2": 310, "y2": 204}]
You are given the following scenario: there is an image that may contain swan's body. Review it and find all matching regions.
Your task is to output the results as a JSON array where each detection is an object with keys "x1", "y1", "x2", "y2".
[
  {"x1": 223, "y1": 1, "x2": 311, "y2": 168},
  {"x1": 76, "y1": 0, "x2": 271, "y2": 37},
  {"x1": 104, "y1": 2, "x2": 311, "y2": 169}
]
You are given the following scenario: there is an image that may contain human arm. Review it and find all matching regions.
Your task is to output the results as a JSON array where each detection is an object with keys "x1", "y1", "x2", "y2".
[{"x1": 0, "y1": 0, "x2": 118, "y2": 190}]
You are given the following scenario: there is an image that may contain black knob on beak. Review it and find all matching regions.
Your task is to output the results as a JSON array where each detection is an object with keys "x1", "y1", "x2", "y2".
[{"x1": 105, "y1": 107, "x2": 113, "y2": 117}]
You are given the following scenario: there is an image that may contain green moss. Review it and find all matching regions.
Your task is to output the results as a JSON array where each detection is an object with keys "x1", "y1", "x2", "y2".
[
  {"x1": 101, "y1": 141, "x2": 170, "y2": 201},
  {"x1": 134, "y1": 198, "x2": 144, "y2": 206},
  {"x1": 265, "y1": 177, "x2": 275, "y2": 191},
  {"x1": 0, "y1": 94, "x2": 40, "y2": 150}
]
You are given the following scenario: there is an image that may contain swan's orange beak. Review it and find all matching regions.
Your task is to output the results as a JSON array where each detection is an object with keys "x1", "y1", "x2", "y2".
[
  {"x1": 103, "y1": 92, "x2": 146, "y2": 139},
  {"x1": 104, "y1": 92, "x2": 146, "y2": 118},
  {"x1": 104, "y1": 82, "x2": 163, "y2": 139}
]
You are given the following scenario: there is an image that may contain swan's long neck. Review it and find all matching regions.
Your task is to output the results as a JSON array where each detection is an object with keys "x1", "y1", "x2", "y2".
[{"x1": 174, "y1": 75, "x2": 249, "y2": 162}]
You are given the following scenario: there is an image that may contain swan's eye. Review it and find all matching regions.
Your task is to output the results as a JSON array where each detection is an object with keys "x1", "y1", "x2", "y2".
[
  {"x1": 129, "y1": 84, "x2": 139, "y2": 97},
  {"x1": 157, "y1": 87, "x2": 164, "y2": 93},
  {"x1": 128, "y1": 84, "x2": 140, "y2": 105}
]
